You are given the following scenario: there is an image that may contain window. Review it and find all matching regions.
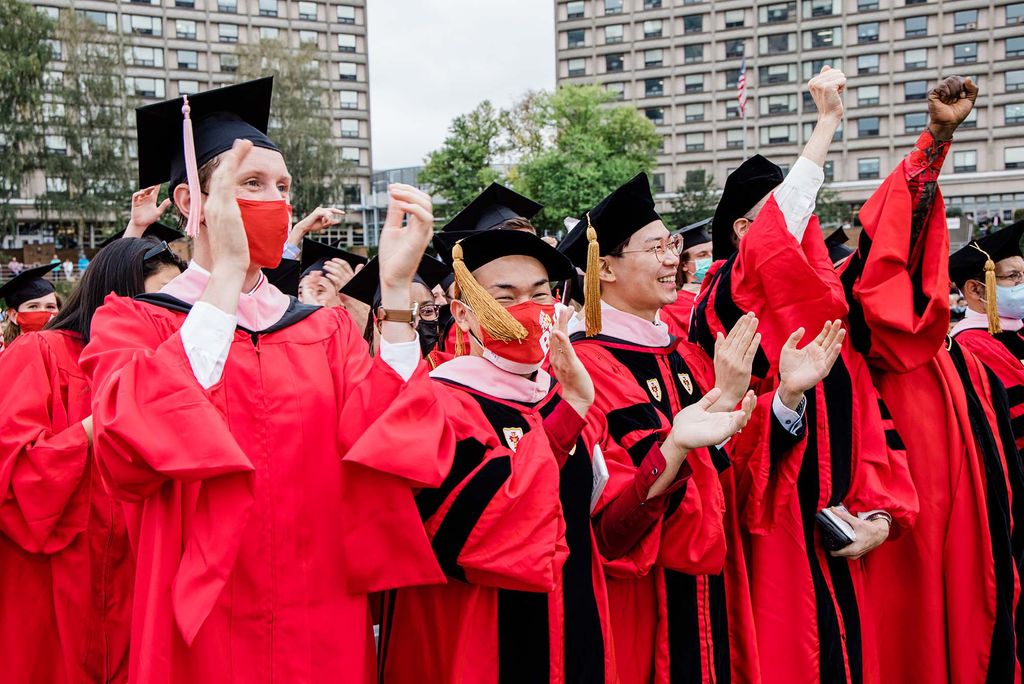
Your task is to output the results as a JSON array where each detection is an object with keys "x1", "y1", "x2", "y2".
[
  {"x1": 685, "y1": 132, "x2": 705, "y2": 152},
  {"x1": 962, "y1": 109, "x2": 978, "y2": 129},
  {"x1": 904, "y1": 80, "x2": 928, "y2": 101},
  {"x1": 127, "y1": 76, "x2": 165, "y2": 98},
  {"x1": 760, "y1": 64, "x2": 796, "y2": 84},
  {"x1": 761, "y1": 125, "x2": 796, "y2": 145},
  {"x1": 299, "y1": 30, "x2": 319, "y2": 45},
  {"x1": 803, "y1": 58, "x2": 841, "y2": 80},
  {"x1": 645, "y1": 77, "x2": 664, "y2": 97},
  {"x1": 643, "y1": 20, "x2": 662, "y2": 39},
  {"x1": 128, "y1": 46, "x2": 163, "y2": 67},
  {"x1": 1008, "y1": 104, "x2": 1024, "y2": 125},
  {"x1": 337, "y1": 5, "x2": 356, "y2": 23},
  {"x1": 802, "y1": 91, "x2": 817, "y2": 113},
  {"x1": 177, "y1": 50, "x2": 198, "y2": 70},
  {"x1": 760, "y1": 2, "x2": 795, "y2": 23},
  {"x1": 724, "y1": 10, "x2": 744, "y2": 28},
  {"x1": 567, "y1": 28, "x2": 585, "y2": 48},
  {"x1": 724, "y1": 68, "x2": 741, "y2": 87},
  {"x1": 857, "y1": 22, "x2": 880, "y2": 44},
  {"x1": 45, "y1": 135, "x2": 66, "y2": 154},
  {"x1": 178, "y1": 80, "x2": 199, "y2": 95},
  {"x1": 823, "y1": 160, "x2": 834, "y2": 182},
  {"x1": 45, "y1": 39, "x2": 60, "y2": 60},
  {"x1": 858, "y1": 85, "x2": 880, "y2": 106},
  {"x1": 652, "y1": 173, "x2": 666, "y2": 193},
  {"x1": 342, "y1": 147, "x2": 361, "y2": 163},
  {"x1": 566, "y1": 1, "x2": 585, "y2": 19},
  {"x1": 954, "y1": 9, "x2": 978, "y2": 30},
  {"x1": 684, "y1": 73, "x2": 704, "y2": 93},
  {"x1": 218, "y1": 0, "x2": 236, "y2": 12},
  {"x1": 37, "y1": 6, "x2": 58, "y2": 20},
  {"x1": 45, "y1": 177, "x2": 67, "y2": 194},
  {"x1": 1007, "y1": 37, "x2": 1024, "y2": 58},
  {"x1": 1006, "y1": 147, "x2": 1024, "y2": 169},
  {"x1": 804, "y1": 27, "x2": 840, "y2": 50},
  {"x1": 299, "y1": 1, "x2": 317, "y2": 20},
  {"x1": 176, "y1": 19, "x2": 196, "y2": 39},
  {"x1": 340, "y1": 119, "x2": 359, "y2": 138},
  {"x1": 857, "y1": 0, "x2": 879, "y2": 10},
  {"x1": 803, "y1": 0, "x2": 838, "y2": 18},
  {"x1": 606, "y1": 53, "x2": 624, "y2": 72},
  {"x1": 42, "y1": 102, "x2": 64, "y2": 121},
  {"x1": 604, "y1": 0, "x2": 623, "y2": 14},
  {"x1": 258, "y1": 0, "x2": 277, "y2": 17},
  {"x1": 904, "y1": 48, "x2": 927, "y2": 69},
  {"x1": 761, "y1": 94, "x2": 796, "y2": 116},
  {"x1": 338, "y1": 33, "x2": 356, "y2": 52},
  {"x1": 858, "y1": 158, "x2": 881, "y2": 180},
  {"x1": 606, "y1": 81, "x2": 625, "y2": 100},
  {"x1": 645, "y1": 0, "x2": 662, "y2": 9},
  {"x1": 724, "y1": 39, "x2": 744, "y2": 59},
  {"x1": 685, "y1": 44, "x2": 704, "y2": 63},
  {"x1": 604, "y1": 24, "x2": 623, "y2": 44},
  {"x1": 954, "y1": 150, "x2": 978, "y2": 173},
  {"x1": 905, "y1": 16, "x2": 927, "y2": 37},
  {"x1": 857, "y1": 116, "x2": 880, "y2": 137},
  {"x1": 685, "y1": 102, "x2": 705, "y2": 122},
  {"x1": 1008, "y1": 70, "x2": 1024, "y2": 93},
  {"x1": 339, "y1": 62, "x2": 357, "y2": 80},
  {"x1": 121, "y1": 14, "x2": 161, "y2": 36},
  {"x1": 644, "y1": 49, "x2": 663, "y2": 68},
  {"x1": 219, "y1": 54, "x2": 238, "y2": 73},
  {"x1": 904, "y1": 112, "x2": 927, "y2": 133},
  {"x1": 683, "y1": 15, "x2": 703, "y2": 33},
  {"x1": 259, "y1": 26, "x2": 279, "y2": 40},
  {"x1": 726, "y1": 102, "x2": 741, "y2": 119},
  {"x1": 339, "y1": 90, "x2": 359, "y2": 109},
  {"x1": 567, "y1": 58, "x2": 586, "y2": 76},
  {"x1": 219, "y1": 23, "x2": 238, "y2": 42},
  {"x1": 857, "y1": 53, "x2": 880, "y2": 75},
  {"x1": 78, "y1": 9, "x2": 116, "y2": 31},
  {"x1": 954, "y1": 42, "x2": 978, "y2": 64},
  {"x1": 726, "y1": 129, "x2": 745, "y2": 149},
  {"x1": 761, "y1": 33, "x2": 794, "y2": 55},
  {"x1": 1009, "y1": 3, "x2": 1024, "y2": 25},
  {"x1": 645, "y1": 107, "x2": 665, "y2": 125}
]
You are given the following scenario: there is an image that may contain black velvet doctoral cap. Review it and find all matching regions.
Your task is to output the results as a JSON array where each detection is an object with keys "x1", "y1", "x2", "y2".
[
  {"x1": 433, "y1": 229, "x2": 576, "y2": 282},
  {"x1": 0, "y1": 263, "x2": 58, "y2": 310},
  {"x1": 340, "y1": 255, "x2": 451, "y2": 306},
  {"x1": 99, "y1": 222, "x2": 185, "y2": 249},
  {"x1": 136, "y1": 77, "x2": 278, "y2": 189},
  {"x1": 712, "y1": 155, "x2": 784, "y2": 260},
  {"x1": 300, "y1": 238, "x2": 368, "y2": 279},
  {"x1": 441, "y1": 183, "x2": 543, "y2": 233},
  {"x1": 824, "y1": 227, "x2": 854, "y2": 264},
  {"x1": 949, "y1": 220, "x2": 1024, "y2": 289},
  {"x1": 679, "y1": 217, "x2": 713, "y2": 252}
]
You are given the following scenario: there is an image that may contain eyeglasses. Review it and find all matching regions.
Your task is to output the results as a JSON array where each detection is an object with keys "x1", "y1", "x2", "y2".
[
  {"x1": 616, "y1": 234, "x2": 683, "y2": 262},
  {"x1": 996, "y1": 271, "x2": 1024, "y2": 285},
  {"x1": 143, "y1": 241, "x2": 171, "y2": 262},
  {"x1": 418, "y1": 303, "x2": 441, "y2": 321}
]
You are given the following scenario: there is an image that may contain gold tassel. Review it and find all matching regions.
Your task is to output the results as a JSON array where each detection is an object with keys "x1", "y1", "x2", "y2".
[
  {"x1": 454, "y1": 324, "x2": 464, "y2": 356},
  {"x1": 451, "y1": 240, "x2": 527, "y2": 342},
  {"x1": 584, "y1": 212, "x2": 602, "y2": 337},
  {"x1": 971, "y1": 243, "x2": 1003, "y2": 335}
]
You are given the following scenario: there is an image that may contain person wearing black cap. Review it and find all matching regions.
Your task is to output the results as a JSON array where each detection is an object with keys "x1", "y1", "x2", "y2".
[
  {"x1": 0, "y1": 263, "x2": 60, "y2": 351},
  {"x1": 79, "y1": 79, "x2": 448, "y2": 683},
  {"x1": 0, "y1": 237, "x2": 184, "y2": 683},
  {"x1": 440, "y1": 181, "x2": 542, "y2": 234},
  {"x1": 824, "y1": 226, "x2": 854, "y2": 267},
  {"x1": 559, "y1": 172, "x2": 843, "y2": 684},
  {"x1": 661, "y1": 217, "x2": 713, "y2": 336},
  {"x1": 294, "y1": 238, "x2": 368, "y2": 320}
]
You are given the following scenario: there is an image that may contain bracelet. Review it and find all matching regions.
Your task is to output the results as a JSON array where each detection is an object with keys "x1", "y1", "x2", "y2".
[{"x1": 865, "y1": 511, "x2": 892, "y2": 528}]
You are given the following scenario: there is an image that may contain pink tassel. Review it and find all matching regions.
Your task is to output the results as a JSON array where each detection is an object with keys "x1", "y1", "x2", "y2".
[{"x1": 182, "y1": 96, "x2": 203, "y2": 238}]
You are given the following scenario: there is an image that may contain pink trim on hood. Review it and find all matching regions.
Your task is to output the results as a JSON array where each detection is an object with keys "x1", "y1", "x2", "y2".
[
  {"x1": 568, "y1": 300, "x2": 672, "y2": 348},
  {"x1": 950, "y1": 307, "x2": 1024, "y2": 337},
  {"x1": 161, "y1": 261, "x2": 291, "y2": 331},
  {"x1": 430, "y1": 354, "x2": 553, "y2": 404}
]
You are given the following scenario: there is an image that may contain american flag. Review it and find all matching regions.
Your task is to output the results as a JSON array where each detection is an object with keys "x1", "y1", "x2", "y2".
[{"x1": 737, "y1": 57, "x2": 748, "y2": 118}]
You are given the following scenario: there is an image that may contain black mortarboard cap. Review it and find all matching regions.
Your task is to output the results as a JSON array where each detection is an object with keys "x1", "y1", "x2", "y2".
[
  {"x1": 824, "y1": 228, "x2": 854, "y2": 264},
  {"x1": 341, "y1": 255, "x2": 451, "y2": 306},
  {"x1": 442, "y1": 183, "x2": 543, "y2": 233},
  {"x1": 712, "y1": 155, "x2": 784, "y2": 260},
  {"x1": 0, "y1": 263, "x2": 58, "y2": 310},
  {"x1": 99, "y1": 222, "x2": 185, "y2": 249},
  {"x1": 136, "y1": 77, "x2": 278, "y2": 189},
  {"x1": 433, "y1": 230, "x2": 575, "y2": 282},
  {"x1": 300, "y1": 238, "x2": 368, "y2": 278},
  {"x1": 679, "y1": 217, "x2": 712, "y2": 252},
  {"x1": 949, "y1": 220, "x2": 1024, "y2": 289}
]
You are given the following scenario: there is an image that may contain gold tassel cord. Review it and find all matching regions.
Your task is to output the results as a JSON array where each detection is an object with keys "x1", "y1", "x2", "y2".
[
  {"x1": 451, "y1": 241, "x2": 528, "y2": 343},
  {"x1": 970, "y1": 242, "x2": 1003, "y2": 335},
  {"x1": 584, "y1": 212, "x2": 602, "y2": 337}
]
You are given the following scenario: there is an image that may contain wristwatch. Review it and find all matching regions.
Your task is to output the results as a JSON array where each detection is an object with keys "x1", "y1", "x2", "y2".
[{"x1": 375, "y1": 303, "x2": 419, "y2": 330}]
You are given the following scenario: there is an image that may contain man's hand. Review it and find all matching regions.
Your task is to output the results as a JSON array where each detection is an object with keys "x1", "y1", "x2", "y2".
[
  {"x1": 203, "y1": 139, "x2": 251, "y2": 277},
  {"x1": 126, "y1": 185, "x2": 171, "y2": 237},
  {"x1": 808, "y1": 65, "x2": 846, "y2": 123},
  {"x1": 670, "y1": 387, "x2": 755, "y2": 451},
  {"x1": 549, "y1": 305, "x2": 594, "y2": 419},
  {"x1": 378, "y1": 184, "x2": 433, "y2": 288},
  {"x1": 827, "y1": 508, "x2": 890, "y2": 560},
  {"x1": 713, "y1": 312, "x2": 760, "y2": 409},
  {"x1": 287, "y1": 206, "x2": 345, "y2": 247},
  {"x1": 928, "y1": 76, "x2": 979, "y2": 141},
  {"x1": 778, "y1": 320, "x2": 846, "y2": 409}
]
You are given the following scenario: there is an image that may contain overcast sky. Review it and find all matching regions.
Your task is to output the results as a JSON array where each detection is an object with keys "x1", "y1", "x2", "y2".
[{"x1": 366, "y1": 0, "x2": 555, "y2": 170}]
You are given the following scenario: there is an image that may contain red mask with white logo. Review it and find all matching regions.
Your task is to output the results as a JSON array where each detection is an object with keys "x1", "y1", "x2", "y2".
[{"x1": 471, "y1": 301, "x2": 555, "y2": 374}]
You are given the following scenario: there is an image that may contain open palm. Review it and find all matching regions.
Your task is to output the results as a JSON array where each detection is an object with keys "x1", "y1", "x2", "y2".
[
  {"x1": 671, "y1": 388, "x2": 755, "y2": 451},
  {"x1": 778, "y1": 320, "x2": 846, "y2": 394},
  {"x1": 378, "y1": 183, "x2": 433, "y2": 287}
]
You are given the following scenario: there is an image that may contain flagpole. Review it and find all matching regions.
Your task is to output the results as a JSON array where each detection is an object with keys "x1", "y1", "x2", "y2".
[{"x1": 739, "y1": 52, "x2": 748, "y2": 160}]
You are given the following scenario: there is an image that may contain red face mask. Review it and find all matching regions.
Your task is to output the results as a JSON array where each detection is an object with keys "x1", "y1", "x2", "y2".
[
  {"x1": 236, "y1": 198, "x2": 291, "y2": 269},
  {"x1": 15, "y1": 311, "x2": 55, "y2": 333},
  {"x1": 473, "y1": 301, "x2": 555, "y2": 374}
]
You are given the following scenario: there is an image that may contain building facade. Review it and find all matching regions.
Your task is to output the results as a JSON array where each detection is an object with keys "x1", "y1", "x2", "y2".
[{"x1": 555, "y1": 0, "x2": 1024, "y2": 225}]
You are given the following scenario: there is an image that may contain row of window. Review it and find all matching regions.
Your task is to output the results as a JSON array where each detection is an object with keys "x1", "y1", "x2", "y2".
[
  {"x1": 71, "y1": 2, "x2": 357, "y2": 22},
  {"x1": 68, "y1": 3, "x2": 357, "y2": 31}
]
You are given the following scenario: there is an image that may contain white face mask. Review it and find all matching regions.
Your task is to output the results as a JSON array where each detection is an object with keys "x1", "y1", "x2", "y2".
[{"x1": 995, "y1": 283, "x2": 1024, "y2": 321}]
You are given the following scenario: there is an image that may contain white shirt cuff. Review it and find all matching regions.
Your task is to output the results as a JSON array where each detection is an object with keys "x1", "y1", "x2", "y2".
[
  {"x1": 281, "y1": 243, "x2": 301, "y2": 261},
  {"x1": 180, "y1": 301, "x2": 237, "y2": 389},
  {"x1": 379, "y1": 336, "x2": 421, "y2": 383},
  {"x1": 772, "y1": 390, "x2": 805, "y2": 435},
  {"x1": 772, "y1": 156, "x2": 825, "y2": 242}
]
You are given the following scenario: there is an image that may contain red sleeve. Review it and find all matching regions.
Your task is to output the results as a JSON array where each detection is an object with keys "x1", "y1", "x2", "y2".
[
  {"x1": 0, "y1": 334, "x2": 90, "y2": 553},
  {"x1": 544, "y1": 399, "x2": 587, "y2": 468}
]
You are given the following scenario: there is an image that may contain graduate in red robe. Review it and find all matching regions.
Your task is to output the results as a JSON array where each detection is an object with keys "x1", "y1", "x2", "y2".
[
  {"x1": 690, "y1": 67, "x2": 919, "y2": 684},
  {"x1": 0, "y1": 262, "x2": 61, "y2": 352},
  {"x1": 80, "y1": 79, "x2": 448, "y2": 683},
  {"x1": 0, "y1": 237, "x2": 184, "y2": 683},
  {"x1": 661, "y1": 217, "x2": 713, "y2": 338},
  {"x1": 840, "y1": 77, "x2": 1024, "y2": 683}
]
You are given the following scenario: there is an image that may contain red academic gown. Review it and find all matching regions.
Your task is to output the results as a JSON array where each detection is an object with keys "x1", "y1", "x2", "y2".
[
  {"x1": 955, "y1": 326, "x2": 1024, "y2": 452},
  {"x1": 690, "y1": 199, "x2": 919, "y2": 684},
  {"x1": 0, "y1": 330, "x2": 133, "y2": 683},
  {"x1": 661, "y1": 288, "x2": 697, "y2": 337},
  {"x1": 79, "y1": 293, "x2": 449, "y2": 684},
  {"x1": 840, "y1": 130, "x2": 1024, "y2": 684}
]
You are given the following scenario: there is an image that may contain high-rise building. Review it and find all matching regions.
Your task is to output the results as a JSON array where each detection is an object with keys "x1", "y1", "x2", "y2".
[
  {"x1": 555, "y1": 0, "x2": 1024, "y2": 225},
  {"x1": 18, "y1": 0, "x2": 371, "y2": 245}
]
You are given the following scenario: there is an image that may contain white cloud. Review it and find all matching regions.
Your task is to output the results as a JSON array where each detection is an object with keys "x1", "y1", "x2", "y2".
[{"x1": 367, "y1": 0, "x2": 555, "y2": 170}]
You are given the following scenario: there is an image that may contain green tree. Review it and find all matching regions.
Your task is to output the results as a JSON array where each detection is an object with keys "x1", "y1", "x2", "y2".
[
  {"x1": 667, "y1": 169, "x2": 719, "y2": 229},
  {"x1": 0, "y1": 0, "x2": 54, "y2": 234},
  {"x1": 417, "y1": 100, "x2": 502, "y2": 218},
  {"x1": 237, "y1": 39, "x2": 352, "y2": 218},
  {"x1": 509, "y1": 85, "x2": 661, "y2": 234},
  {"x1": 814, "y1": 185, "x2": 851, "y2": 228},
  {"x1": 38, "y1": 12, "x2": 136, "y2": 247}
]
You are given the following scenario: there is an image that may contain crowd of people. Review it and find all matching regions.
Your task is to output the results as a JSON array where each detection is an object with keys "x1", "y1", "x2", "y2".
[{"x1": 0, "y1": 66, "x2": 1021, "y2": 684}]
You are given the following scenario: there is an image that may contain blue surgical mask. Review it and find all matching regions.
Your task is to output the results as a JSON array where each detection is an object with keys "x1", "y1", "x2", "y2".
[
  {"x1": 995, "y1": 283, "x2": 1024, "y2": 321},
  {"x1": 693, "y1": 258, "x2": 713, "y2": 284}
]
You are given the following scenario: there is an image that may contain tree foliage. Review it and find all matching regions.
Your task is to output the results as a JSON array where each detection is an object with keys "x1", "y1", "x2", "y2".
[
  {"x1": 814, "y1": 185, "x2": 852, "y2": 228},
  {"x1": 667, "y1": 169, "x2": 719, "y2": 229},
  {"x1": 236, "y1": 39, "x2": 353, "y2": 217}
]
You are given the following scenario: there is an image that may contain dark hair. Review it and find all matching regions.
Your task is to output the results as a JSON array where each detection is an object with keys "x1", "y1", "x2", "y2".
[
  {"x1": 47, "y1": 238, "x2": 185, "y2": 344},
  {"x1": 174, "y1": 155, "x2": 221, "y2": 231},
  {"x1": 496, "y1": 217, "x2": 537, "y2": 233}
]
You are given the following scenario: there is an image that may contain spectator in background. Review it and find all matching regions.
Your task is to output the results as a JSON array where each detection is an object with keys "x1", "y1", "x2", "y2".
[
  {"x1": 62, "y1": 258, "x2": 74, "y2": 282},
  {"x1": 7, "y1": 256, "x2": 22, "y2": 276},
  {"x1": 77, "y1": 254, "x2": 89, "y2": 274}
]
